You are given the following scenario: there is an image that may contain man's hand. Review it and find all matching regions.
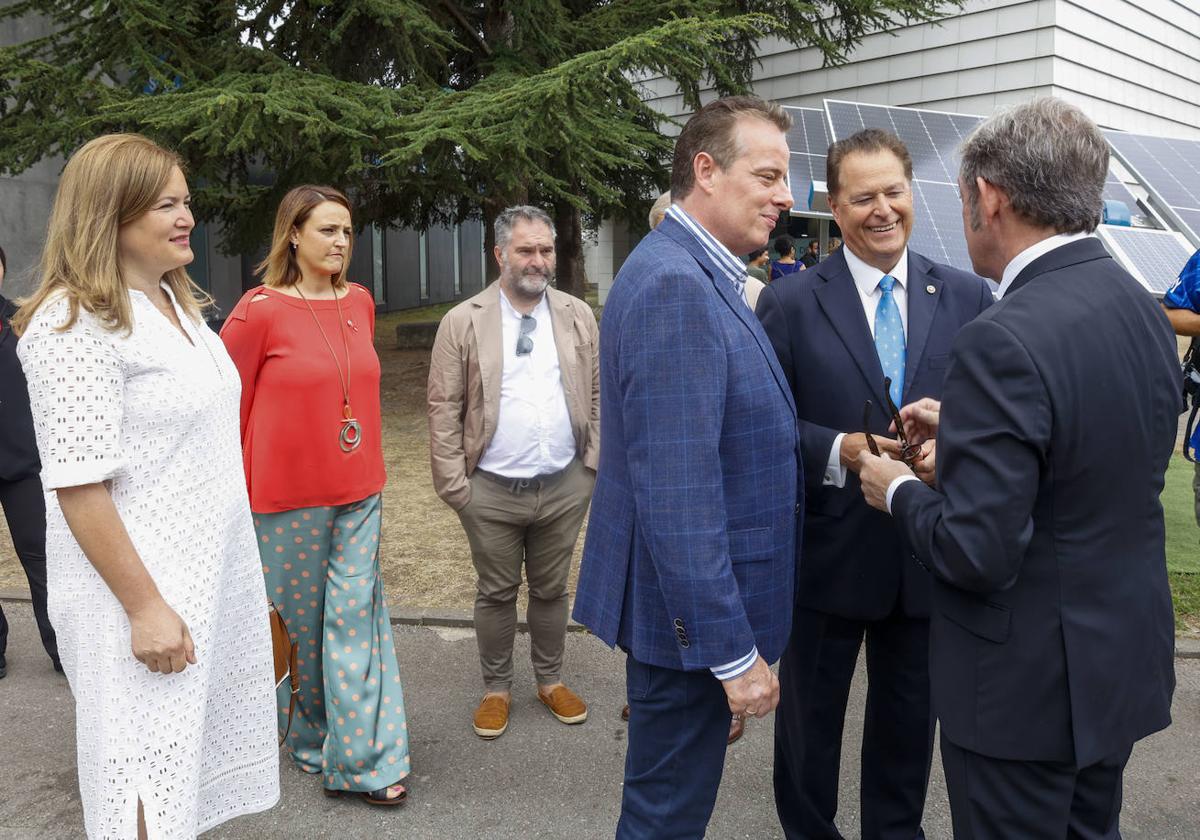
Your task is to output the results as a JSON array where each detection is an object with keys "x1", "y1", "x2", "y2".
[
  {"x1": 840, "y1": 432, "x2": 901, "y2": 472},
  {"x1": 892, "y1": 398, "x2": 941, "y2": 445},
  {"x1": 128, "y1": 598, "x2": 197, "y2": 674},
  {"x1": 856, "y1": 452, "x2": 916, "y2": 512},
  {"x1": 721, "y1": 655, "x2": 779, "y2": 718},
  {"x1": 912, "y1": 440, "x2": 937, "y2": 487}
]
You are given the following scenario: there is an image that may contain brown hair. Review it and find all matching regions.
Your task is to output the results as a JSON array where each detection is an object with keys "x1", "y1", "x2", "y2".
[
  {"x1": 256, "y1": 185, "x2": 354, "y2": 288},
  {"x1": 670, "y1": 96, "x2": 792, "y2": 201},
  {"x1": 826, "y1": 128, "x2": 914, "y2": 199},
  {"x1": 11, "y1": 133, "x2": 210, "y2": 336}
]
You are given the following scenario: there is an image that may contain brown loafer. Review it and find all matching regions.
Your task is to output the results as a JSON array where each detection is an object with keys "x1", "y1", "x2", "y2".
[
  {"x1": 728, "y1": 713, "x2": 745, "y2": 745},
  {"x1": 538, "y1": 685, "x2": 588, "y2": 724},
  {"x1": 621, "y1": 704, "x2": 630, "y2": 721},
  {"x1": 473, "y1": 694, "x2": 510, "y2": 739}
]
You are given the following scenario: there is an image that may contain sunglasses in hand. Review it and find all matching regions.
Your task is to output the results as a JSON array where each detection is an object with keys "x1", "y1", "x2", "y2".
[{"x1": 862, "y1": 378, "x2": 922, "y2": 469}]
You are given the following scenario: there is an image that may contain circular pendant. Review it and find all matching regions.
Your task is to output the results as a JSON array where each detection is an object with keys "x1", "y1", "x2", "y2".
[{"x1": 340, "y1": 419, "x2": 362, "y2": 452}]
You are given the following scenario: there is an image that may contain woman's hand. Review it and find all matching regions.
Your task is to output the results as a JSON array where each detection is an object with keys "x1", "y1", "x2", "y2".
[{"x1": 128, "y1": 598, "x2": 197, "y2": 674}]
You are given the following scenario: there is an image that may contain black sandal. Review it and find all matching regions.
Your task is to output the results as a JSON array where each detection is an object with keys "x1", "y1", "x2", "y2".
[{"x1": 324, "y1": 781, "x2": 408, "y2": 807}]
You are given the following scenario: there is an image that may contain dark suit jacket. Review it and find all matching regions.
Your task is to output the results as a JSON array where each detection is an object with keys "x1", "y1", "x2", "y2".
[
  {"x1": 572, "y1": 215, "x2": 803, "y2": 670},
  {"x1": 757, "y1": 249, "x2": 993, "y2": 620},
  {"x1": 0, "y1": 295, "x2": 40, "y2": 482},
  {"x1": 892, "y1": 237, "x2": 1179, "y2": 765}
]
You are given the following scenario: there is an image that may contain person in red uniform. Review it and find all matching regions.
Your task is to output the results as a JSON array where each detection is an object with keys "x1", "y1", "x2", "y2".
[{"x1": 221, "y1": 186, "x2": 411, "y2": 807}]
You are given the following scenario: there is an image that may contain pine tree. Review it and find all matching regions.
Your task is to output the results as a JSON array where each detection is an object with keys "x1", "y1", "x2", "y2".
[{"x1": 0, "y1": 1, "x2": 959, "y2": 297}]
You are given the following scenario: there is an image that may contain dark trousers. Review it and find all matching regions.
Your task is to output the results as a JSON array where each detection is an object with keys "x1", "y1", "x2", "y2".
[
  {"x1": 941, "y1": 737, "x2": 1131, "y2": 839},
  {"x1": 0, "y1": 475, "x2": 58, "y2": 663},
  {"x1": 774, "y1": 607, "x2": 932, "y2": 839},
  {"x1": 617, "y1": 655, "x2": 732, "y2": 839}
]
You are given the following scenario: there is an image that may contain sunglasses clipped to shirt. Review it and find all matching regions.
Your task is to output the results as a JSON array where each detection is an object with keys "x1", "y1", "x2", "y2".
[{"x1": 516, "y1": 314, "x2": 536, "y2": 356}]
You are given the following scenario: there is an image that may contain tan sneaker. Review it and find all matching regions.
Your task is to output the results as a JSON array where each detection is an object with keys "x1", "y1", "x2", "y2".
[
  {"x1": 538, "y1": 685, "x2": 588, "y2": 725},
  {"x1": 473, "y1": 694, "x2": 510, "y2": 739}
]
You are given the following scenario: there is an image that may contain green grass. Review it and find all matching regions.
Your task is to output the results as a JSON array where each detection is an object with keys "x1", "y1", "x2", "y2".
[{"x1": 1164, "y1": 455, "x2": 1200, "y2": 632}]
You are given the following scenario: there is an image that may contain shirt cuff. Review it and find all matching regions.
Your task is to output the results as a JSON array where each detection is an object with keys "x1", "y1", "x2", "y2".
[
  {"x1": 825, "y1": 433, "x2": 847, "y2": 487},
  {"x1": 711, "y1": 647, "x2": 758, "y2": 681},
  {"x1": 886, "y1": 475, "x2": 921, "y2": 514}
]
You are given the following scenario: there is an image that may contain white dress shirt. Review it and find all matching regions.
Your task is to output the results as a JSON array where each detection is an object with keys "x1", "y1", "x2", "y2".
[
  {"x1": 475, "y1": 289, "x2": 577, "y2": 479},
  {"x1": 824, "y1": 247, "x2": 910, "y2": 488},
  {"x1": 883, "y1": 232, "x2": 1094, "y2": 513}
]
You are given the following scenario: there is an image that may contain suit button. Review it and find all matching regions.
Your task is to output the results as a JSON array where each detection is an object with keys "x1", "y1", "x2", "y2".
[
  {"x1": 673, "y1": 618, "x2": 685, "y2": 630},
  {"x1": 795, "y1": 503, "x2": 801, "y2": 515},
  {"x1": 679, "y1": 639, "x2": 690, "y2": 648}
]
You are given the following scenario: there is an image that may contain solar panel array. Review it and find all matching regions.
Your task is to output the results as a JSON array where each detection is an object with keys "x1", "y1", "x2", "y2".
[
  {"x1": 1106, "y1": 130, "x2": 1200, "y2": 246},
  {"x1": 824, "y1": 100, "x2": 981, "y2": 272},
  {"x1": 782, "y1": 106, "x2": 831, "y2": 215},
  {"x1": 1103, "y1": 170, "x2": 1141, "y2": 211},
  {"x1": 1096, "y1": 226, "x2": 1194, "y2": 295}
]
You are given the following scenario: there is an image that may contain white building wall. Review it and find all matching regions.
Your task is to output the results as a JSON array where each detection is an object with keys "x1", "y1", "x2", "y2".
[{"x1": 587, "y1": 0, "x2": 1200, "y2": 300}]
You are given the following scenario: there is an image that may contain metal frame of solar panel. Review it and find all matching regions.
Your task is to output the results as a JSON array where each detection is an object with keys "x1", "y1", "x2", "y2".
[
  {"x1": 824, "y1": 100, "x2": 982, "y2": 274},
  {"x1": 1096, "y1": 226, "x2": 1195, "y2": 297},
  {"x1": 1105, "y1": 130, "x2": 1200, "y2": 248},
  {"x1": 782, "y1": 106, "x2": 832, "y2": 216}
]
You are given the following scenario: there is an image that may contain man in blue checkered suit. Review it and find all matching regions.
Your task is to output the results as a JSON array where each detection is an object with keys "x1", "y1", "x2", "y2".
[{"x1": 573, "y1": 95, "x2": 804, "y2": 839}]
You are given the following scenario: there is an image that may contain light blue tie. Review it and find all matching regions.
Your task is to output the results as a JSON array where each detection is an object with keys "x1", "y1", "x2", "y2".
[{"x1": 875, "y1": 274, "x2": 906, "y2": 406}]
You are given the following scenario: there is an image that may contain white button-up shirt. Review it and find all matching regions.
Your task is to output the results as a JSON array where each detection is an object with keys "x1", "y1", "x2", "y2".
[
  {"x1": 475, "y1": 289, "x2": 577, "y2": 479},
  {"x1": 825, "y1": 247, "x2": 910, "y2": 488}
]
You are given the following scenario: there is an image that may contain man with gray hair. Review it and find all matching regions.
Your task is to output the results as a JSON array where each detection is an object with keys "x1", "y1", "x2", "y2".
[
  {"x1": 857, "y1": 98, "x2": 1180, "y2": 836},
  {"x1": 428, "y1": 205, "x2": 600, "y2": 740}
]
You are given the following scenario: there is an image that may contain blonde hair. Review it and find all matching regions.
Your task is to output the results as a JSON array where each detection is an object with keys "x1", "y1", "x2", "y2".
[
  {"x1": 11, "y1": 133, "x2": 210, "y2": 336},
  {"x1": 649, "y1": 191, "x2": 671, "y2": 230},
  {"x1": 256, "y1": 185, "x2": 353, "y2": 289}
]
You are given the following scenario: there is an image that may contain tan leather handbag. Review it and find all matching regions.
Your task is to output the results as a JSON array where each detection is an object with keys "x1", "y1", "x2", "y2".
[{"x1": 269, "y1": 602, "x2": 300, "y2": 746}]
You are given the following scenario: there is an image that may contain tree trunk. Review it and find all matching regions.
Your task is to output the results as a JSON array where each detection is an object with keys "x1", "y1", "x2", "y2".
[{"x1": 553, "y1": 201, "x2": 587, "y2": 301}]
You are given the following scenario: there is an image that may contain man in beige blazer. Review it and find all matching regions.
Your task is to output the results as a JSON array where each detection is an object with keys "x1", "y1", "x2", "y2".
[{"x1": 428, "y1": 205, "x2": 599, "y2": 740}]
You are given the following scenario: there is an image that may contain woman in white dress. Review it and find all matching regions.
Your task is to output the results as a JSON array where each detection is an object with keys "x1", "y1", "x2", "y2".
[{"x1": 10, "y1": 134, "x2": 279, "y2": 839}]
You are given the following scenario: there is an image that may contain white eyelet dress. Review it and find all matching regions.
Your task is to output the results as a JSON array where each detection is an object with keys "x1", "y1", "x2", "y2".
[{"x1": 17, "y1": 289, "x2": 279, "y2": 839}]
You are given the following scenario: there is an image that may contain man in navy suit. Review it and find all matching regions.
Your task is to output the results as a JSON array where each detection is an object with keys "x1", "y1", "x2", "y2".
[
  {"x1": 573, "y1": 95, "x2": 802, "y2": 838},
  {"x1": 757, "y1": 129, "x2": 994, "y2": 839},
  {"x1": 858, "y1": 98, "x2": 1179, "y2": 838}
]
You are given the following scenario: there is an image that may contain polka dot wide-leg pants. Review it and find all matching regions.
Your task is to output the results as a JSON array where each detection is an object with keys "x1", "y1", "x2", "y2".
[{"x1": 255, "y1": 494, "x2": 411, "y2": 793}]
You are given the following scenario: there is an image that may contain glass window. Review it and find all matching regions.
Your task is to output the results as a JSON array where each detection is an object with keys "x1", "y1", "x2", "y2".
[
  {"x1": 419, "y1": 232, "x2": 429, "y2": 300},
  {"x1": 371, "y1": 225, "x2": 386, "y2": 305},
  {"x1": 453, "y1": 225, "x2": 462, "y2": 296}
]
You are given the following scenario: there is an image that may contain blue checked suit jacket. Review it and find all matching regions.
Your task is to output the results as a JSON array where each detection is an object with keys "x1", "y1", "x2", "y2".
[{"x1": 573, "y1": 215, "x2": 804, "y2": 671}]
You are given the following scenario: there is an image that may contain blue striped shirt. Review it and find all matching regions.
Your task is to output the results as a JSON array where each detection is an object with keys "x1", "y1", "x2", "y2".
[{"x1": 666, "y1": 204, "x2": 750, "y2": 309}]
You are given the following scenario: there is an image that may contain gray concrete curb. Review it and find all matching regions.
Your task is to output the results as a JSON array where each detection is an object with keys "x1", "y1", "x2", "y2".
[
  {"x1": 0, "y1": 588, "x2": 589, "y2": 635},
  {"x1": 6, "y1": 587, "x2": 1195, "y2": 650}
]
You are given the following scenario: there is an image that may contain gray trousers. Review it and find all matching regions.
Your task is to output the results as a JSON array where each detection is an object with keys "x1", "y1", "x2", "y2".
[{"x1": 457, "y1": 459, "x2": 594, "y2": 691}]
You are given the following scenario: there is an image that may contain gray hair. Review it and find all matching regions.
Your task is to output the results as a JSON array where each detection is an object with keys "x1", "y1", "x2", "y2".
[
  {"x1": 959, "y1": 97, "x2": 1108, "y2": 234},
  {"x1": 495, "y1": 205, "x2": 554, "y2": 250},
  {"x1": 648, "y1": 191, "x2": 671, "y2": 230}
]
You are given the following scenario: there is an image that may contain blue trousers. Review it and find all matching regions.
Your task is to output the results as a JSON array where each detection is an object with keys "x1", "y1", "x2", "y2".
[{"x1": 618, "y1": 655, "x2": 732, "y2": 839}]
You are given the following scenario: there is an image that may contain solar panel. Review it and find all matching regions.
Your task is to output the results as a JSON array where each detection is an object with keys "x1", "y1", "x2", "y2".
[
  {"x1": 782, "y1": 106, "x2": 831, "y2": 215},
  {"x1": 1096, "y1": 226, "x2": 1195, "y2": 295},
  {"x1": 1103, "y1": 171, "x2": 1140, "y2": 211},
  {"x1": 1105, "y1": 130, "x2": 1200, "y2": 246},
  {"x1": 824, "y1": 100, "x2": 981, "y2": 275}
]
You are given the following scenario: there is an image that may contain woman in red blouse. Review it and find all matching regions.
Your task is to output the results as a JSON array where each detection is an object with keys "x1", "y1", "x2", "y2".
[{"x1": 221, "y1": 186, "x2": 410, "y2": 807}]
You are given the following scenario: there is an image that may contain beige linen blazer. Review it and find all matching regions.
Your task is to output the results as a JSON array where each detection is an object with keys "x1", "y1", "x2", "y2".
[{"x1": 427, "y1": 281, "x2": 600, "y2": 510}]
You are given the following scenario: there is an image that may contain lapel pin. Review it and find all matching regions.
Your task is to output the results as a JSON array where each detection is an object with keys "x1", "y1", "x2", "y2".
[{"x1": 925, "y1": 284, "x2": 936, "y2": 294}]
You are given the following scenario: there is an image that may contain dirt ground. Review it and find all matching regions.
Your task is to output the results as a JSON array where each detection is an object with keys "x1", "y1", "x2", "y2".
[{"x1": 0, "y1": 345, "x2": 586, "y2": 612}]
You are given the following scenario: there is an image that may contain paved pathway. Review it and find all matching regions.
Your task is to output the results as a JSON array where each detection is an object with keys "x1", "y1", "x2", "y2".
[{"x1": 0, "y1": 602, "x2": 1197, "y2": 838}]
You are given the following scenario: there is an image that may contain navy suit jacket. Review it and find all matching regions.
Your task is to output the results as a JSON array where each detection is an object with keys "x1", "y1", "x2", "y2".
[
  {"x1": 756, "y1": 248, "x2": 993, "y2": 620},
  {"x1": 892, "y1": 238, "x2": 1179, "y2": 765},
  {"x1": 572, "y1": 215, "x2": 803, "y2": 671}
]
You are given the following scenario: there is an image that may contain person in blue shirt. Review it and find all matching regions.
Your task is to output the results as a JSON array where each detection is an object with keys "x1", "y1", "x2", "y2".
[{"x1": 1163, "y1": 247, "x2": 1200, "y2": 527}]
